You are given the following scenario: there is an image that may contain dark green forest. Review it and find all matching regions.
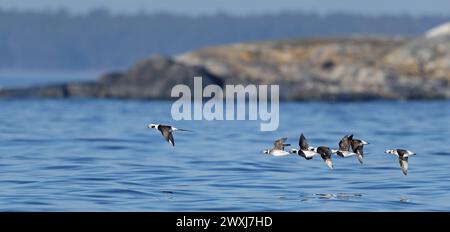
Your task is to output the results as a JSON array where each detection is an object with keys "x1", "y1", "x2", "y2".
[{"x1": 1, "y1": 8, "x2": 449, "y2": 70}]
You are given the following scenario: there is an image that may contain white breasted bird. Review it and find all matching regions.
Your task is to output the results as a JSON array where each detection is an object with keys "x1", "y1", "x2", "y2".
[
  {"x1": 334, "y1": 135, "x2": 358, "y2": 161},
  {"x1": 147, "y1": 123, "x2": 191, "y2": 146},
  {"x1": 348, "y1": 134, "x2": 369, "y2": 164},
  {"x1": 311, "y1": 146, "x2": 334, "y2": 169},
  {"x1": 263, "y1": 137, "x2": 291, "y2": 156},
  {"x1": 289, "y1": 133, "x2": 320, "y2": 160},
  {"x1": 385, "y1": 149, "x2": 416, "y2": 175}
]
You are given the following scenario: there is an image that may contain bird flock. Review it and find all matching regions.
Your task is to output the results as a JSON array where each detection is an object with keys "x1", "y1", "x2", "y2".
[
  {"x1": 264, "y1": 134, "x2": 368, "y2": 168},
  {"x1": 148, "y1": 123, "x2": 416, "y2": 175}
]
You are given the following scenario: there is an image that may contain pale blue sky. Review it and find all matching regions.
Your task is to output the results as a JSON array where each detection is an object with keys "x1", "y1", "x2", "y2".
[{"x1": 1, "y1": 0, "x2": 449, "y2": 16}]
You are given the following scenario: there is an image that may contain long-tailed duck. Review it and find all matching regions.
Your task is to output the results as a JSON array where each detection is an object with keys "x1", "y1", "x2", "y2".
[
  {"x1": 311, "y1": 146, "x2": 334, "y2": 169},
  {"x1": 335, "y1": 135, "x2": 358, "y2": 160},
  {"x1": 147, "y1": 123, "x2": 191, "y2": 146},
  {"x1": 289, "y1": 133, "x2": 320, "y2": 160},
  {"x1": 263, "y1": 137, "x2": 291, "y2": 156},
  {"x1": 385, "y1": 149, "x2": 416, "y2": 175},
  {"x1": 348, "y1": 134, "x2": 369, "y2": 164}
]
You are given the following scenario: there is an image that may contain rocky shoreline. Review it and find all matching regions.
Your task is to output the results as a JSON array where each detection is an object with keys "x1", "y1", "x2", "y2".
[{"x1": 1, "y1": 35, "x2": 449, "y2": 101}]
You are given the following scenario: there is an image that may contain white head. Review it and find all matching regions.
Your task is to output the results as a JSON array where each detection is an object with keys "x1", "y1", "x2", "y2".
[
  {"x1": 147, "y1": 123, "x2": 158, "y2": 129},
  {"x1": 385, "y1": 149, "x2": 396, "y2": 155},
  {"x1": 262, "y1": 149, "x2": 270, "y2": 155}
]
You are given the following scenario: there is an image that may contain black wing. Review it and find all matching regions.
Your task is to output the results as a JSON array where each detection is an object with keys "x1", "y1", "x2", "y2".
[
  {"x1": 338, "y1": 135, "x2": 350, "y2": 151},
  {"x1": 159, "y1": 125, "x2": 175, "y2": 146},
  {"x1": 397, "y1": 149, "x2": 408, "y2": 157},
  {"x1": 274, "y1": 137, "x2": 290, "y2": 150},
  {"x1": 350, "y1": 139, "x2": 363, "y2": 153},
  {"x1": 355, "y1": 147, "x2": 364, "y2": 164},
  {"x1": 399, "y1": 156, "x2": 409, "y2": 175},
  {"x1": 317, "y1": 146, "x2": 331, "y2": 159},
  {"x1": 299, "y1": 133, "x2": 309, "y2": 150},
  {"x1": 317, "y1": 146, "x2": 333, "y2": 169}
]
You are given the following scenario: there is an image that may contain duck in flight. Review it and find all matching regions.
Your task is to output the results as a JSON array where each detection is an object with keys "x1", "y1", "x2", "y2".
[
  {"x1": 290, "y1": 133, "x2": 320, "y2": 160},
  {"x1": 263, "y1": 137, "x2": 291, "y2": 156},
  {"x1": 147, "y1": 123, "x2": 191, "y2": 146},
  {"x1": 311, "y1": 146, "x2": 334, "y2": 169},
  {"x1": 335, "y1": 135, "x2": 358, "y2": 161},
  {"x1": 288, "y1": 133, "x2": 333, "y2": 168},
  {"x1": 348, "y1": 134, "x2": 369, "y2": 164},
  {"x1": 385, "y1": 149, "x2": 416, "y2": 175}
]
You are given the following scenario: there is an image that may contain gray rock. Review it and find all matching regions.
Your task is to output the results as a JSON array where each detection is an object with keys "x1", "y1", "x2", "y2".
[
  {"x1": 176, "y1": 36, "x2": 450, "y2": 100},
  {"x1": 1, "y1": 36, "x2": 450, "y2": 101},
  {"x1": 0, "y1": 56, "x2": 223, "y2": 99}
]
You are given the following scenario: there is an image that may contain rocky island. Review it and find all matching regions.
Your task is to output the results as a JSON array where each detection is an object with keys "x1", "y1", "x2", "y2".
[{"x1": 1, "y1": 28, "x2": 449, "y2": 101}]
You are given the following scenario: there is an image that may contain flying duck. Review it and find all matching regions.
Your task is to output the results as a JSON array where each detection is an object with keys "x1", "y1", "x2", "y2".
[
  {"x1": 263, "y1": 137, "x2": 291, "y2": 156},
  {"x1": 147, "y1": 123, "x2": 191, "y2": 146},
  {"x1": 348, "y1": 134, "x2": 369, "y2": 164},
  {"x1": 311, "y1": 146, "x2": 334, "y2": 169},
  {"x1": 289, "y1": 133, "x2": 320, "y2": 160},
  {"x1": 385, "y1": 149, "x2": 416, "y2": 175},
  {"x1": 335, "y1": 135, "x2": 358, "y2": 160}
]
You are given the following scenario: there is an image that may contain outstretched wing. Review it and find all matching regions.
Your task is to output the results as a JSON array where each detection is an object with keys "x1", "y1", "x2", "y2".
[
  {"x1": 299, "y1": 133, "x2": 310, "y2": 150},
  {"x1": 317, "y1": 146, "x2": 331, "y2": 159},
  {"x1": 317, "y1": 146, "x2": 330, "y2": 155},
  {"x1": 274, "y1": 137, "x2": 290, "y2": 150},
  {"x1": 159, "y1": 126, "x2": 175, "y2": 146},
  {"x1": 350, "y1": 139, "x2": 365, "y2": 153},
  {"x1": 324, "y1": 158, "x2": 334, "y2": 169},
  {"x1": 399, "y1": 156, "x2": 409, "y2": 175},
  {"x1": 356, "y1": 147, "x2": 364, "y2": 164},
  {"x1": 316, "y1": 147, "x2": 333, "y2": 169},
  {"x1": 338, "y1": 135, "x2": 350, "y2": 151},
  {"x1": 397, "y1": 149, "x2": 409, "y2": 157}
]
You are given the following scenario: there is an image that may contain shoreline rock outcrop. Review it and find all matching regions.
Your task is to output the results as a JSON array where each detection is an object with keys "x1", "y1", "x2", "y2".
[
  {"x1": 176, "y1": 36, "x2": 450, "y2": 100},
  {"x1": 0, "y1": 56, "x2": 223, "y2": 99},
  {"x1": 1, "y1": 35, "x2": 450, "y2": 101}
]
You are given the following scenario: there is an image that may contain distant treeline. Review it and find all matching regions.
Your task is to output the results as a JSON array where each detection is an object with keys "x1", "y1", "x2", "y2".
[{"x1": 1, "y1": 8, "x2": 449, "y2": 70}]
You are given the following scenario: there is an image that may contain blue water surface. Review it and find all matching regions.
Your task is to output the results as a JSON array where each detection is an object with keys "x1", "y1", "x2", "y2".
[{"x1": 0, "y1": 97, "x2": 449, "y2": 211}]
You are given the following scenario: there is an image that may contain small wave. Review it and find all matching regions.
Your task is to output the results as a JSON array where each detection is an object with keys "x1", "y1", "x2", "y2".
[
  {"x1": 19, "y1": 201, "x2": 52, "y2": 206},
  {"x1": 95, "y1": 145, "x2": 129, "y2": 151},
  {"x1": 434, "y1": 151, "x2": 450, "y2": 156},
  {"x1": 1, "y1": 180, "x2": 38, "y2": 185},
  {"x1": 44, "y1": 165, "x2": 81, "y2": 170},
  {"x1": 8, "y1": 138, "x2": 54, "y2": 143},
  {"x1": 74, "y1": 137, "x2": 143, "y2": 144},
  {"x1": 98, "y1": 188, "x2": 152, "y2": 197},
  {"x1": 72, "y1": 177, "x2": 117, "y2": 182}
]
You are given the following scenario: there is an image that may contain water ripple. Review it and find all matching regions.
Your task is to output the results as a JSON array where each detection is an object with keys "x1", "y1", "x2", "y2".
[{"x1": 0, "y1": 99, "x2": 449, "y2": 211}]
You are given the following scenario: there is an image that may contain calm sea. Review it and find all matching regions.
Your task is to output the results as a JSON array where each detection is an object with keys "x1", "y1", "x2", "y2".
[{"x1": 0, "y1": 75, "x2": 449, "y2": 211}]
